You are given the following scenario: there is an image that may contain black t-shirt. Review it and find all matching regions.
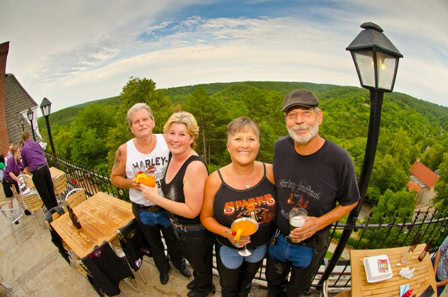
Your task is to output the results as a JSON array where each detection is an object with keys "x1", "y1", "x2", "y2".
[
  {"x1": 161, "y1": 155, "x2": 207, "y2": 226},
  {"x1": 213, "y1": 163, "x2": 277, "y2": 249},
  {"x1": 273, "y1": 136, "x2": 360, "y2": 235}
]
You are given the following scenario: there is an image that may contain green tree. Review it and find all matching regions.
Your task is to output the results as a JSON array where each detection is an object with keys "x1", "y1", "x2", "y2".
[
  {"x1": 182, "y1": 87, "x2": 230, "y2": 165},
  {"x1": 361, "y1": 189, "x2": 416, "y2": 248},
  {"x1": 367, "y1": 154, "x2": 409, "y2": 204},
  {"x1": 52, "y1": 125, "x2": 73, "y2": 160},
  {"x1": 434, "y1": 153, "x2": 448, "y2": 211},
  {"x1": 70, "y1": 104, "x2": 116, "y2": 168}
]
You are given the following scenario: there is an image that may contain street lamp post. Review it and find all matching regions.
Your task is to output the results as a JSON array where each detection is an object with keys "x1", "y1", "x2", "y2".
[
  {"x1": 20, "y1": 118, "x2": 24, "y2": 132},
  {"x1": 26, "y1": 108, "x2": 36, "y2": 141},
  {"x1": 319, "y1": 22, "x2": 403, "y2": 287},
  {"x1": 40, "y1": 97, "x2": 56, "y2": 159}
]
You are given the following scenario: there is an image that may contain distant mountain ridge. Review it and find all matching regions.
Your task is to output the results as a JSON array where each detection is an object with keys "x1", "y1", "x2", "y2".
[{"x1": 38, "y1": 81, "x2": 448, "y2": 130}]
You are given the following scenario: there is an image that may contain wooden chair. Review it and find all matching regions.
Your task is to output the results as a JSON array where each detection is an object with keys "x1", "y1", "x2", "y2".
[
  {"x1": 44, "y1": 206, "x2": 77, "y2": 266},
  {"x1": 320, "y1": 279, "x2": 351, "y2": 297},
  {"x1": 0, "y1": 200, "x2": 23, "y2": 227},
  {"x1": 79, "y1": 241, "x2": 139, "y2": 296},
  {"x1": 18, "y1": 174, "x2": 45, "y2": 226},
  {"x1": 116, "y1": 219, "x2": 150, "y2": 285},
  {"x1": 21, "y1": 190, "x2": 45, "y2": 226},
  {"x1": 52, "y1": 172, "x2": 67, "y2": 205},
  {"x1": 65, "y1": 188, "x2": 87, "y2": 208}
]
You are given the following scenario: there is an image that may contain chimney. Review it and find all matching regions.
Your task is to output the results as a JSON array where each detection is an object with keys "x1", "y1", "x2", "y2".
[{"x1": 0, "y1": 42, "x2": 10, "y2": 156}]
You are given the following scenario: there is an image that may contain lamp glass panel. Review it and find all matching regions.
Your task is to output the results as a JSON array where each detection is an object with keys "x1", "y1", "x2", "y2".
[
  {"x1": 376, "y1": 52, "x2": 397, "y2": 91},
  {"x1": 42, "y1": 105, "x2": 51, "y2": 116},
  {"x1": 27, "y1": 110, "x2": 33, "y2": 121},
  {"x1": 353, "y1": 50, "x2": 375, "y2": 88}
]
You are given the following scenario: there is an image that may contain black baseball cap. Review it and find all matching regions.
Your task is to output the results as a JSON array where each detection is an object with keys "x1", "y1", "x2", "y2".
[{"x1": 282, "y1": 90, "x2": 319, "y2": 112}]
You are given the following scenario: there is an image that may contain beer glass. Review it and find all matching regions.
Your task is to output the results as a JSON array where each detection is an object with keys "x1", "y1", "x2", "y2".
[{"x1": 289, "y1": 208, "x2": 307, "y2": 242}]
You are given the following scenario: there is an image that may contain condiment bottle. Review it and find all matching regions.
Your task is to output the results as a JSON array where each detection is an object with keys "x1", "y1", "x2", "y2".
[
  {"x1": 418, "y1": 241, "x2": 432, "y2": 261},
  {"x1": 401, "y1": 234, "x2": 421, "y2": 264},
  {"x1": 67, "y1": 205, "x2": 82, "y2": 229}
]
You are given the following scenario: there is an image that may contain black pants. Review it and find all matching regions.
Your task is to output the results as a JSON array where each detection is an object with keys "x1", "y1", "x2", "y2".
[
  {"x1": 216, "y1": 243, "x2": 263, "y2": 297},
  {"x1": 2, "y1": 179, "x2": 19, "y2": 198},
  {"x1": 266, "y1": 230, "x2": 329, "y2": 297},
  {"x1": 32, "y1": 165, "x2": 58, "y2": 210},
  {"x1": 176, "y1": 228, "x2": 214, "y2": 296},
  {"x1": 132, "y1": 204, "x2": 185, "y2": 274}
]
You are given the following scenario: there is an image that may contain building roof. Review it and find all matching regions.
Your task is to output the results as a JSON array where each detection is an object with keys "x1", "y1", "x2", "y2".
[
  {"x1": 407, "y1": 181, "x2": 423, "y2": 193},
  {"x1": 410, "y1": 160, "x2": 438, "y2": 188},
  {"x1": 4, "y1": 73, "x2": 40, "y2": 145}
]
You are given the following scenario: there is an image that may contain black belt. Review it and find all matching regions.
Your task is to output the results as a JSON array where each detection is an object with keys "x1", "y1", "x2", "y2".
[
  {"x1": 31, "y1": 164, "x2": 47, "y2": 174},
  {"x1": 133, "y1": 202, "x2": 161, "y2": 212},
  {"x1": 171, "y1": 221, "x2": 204, "y2": 233}
]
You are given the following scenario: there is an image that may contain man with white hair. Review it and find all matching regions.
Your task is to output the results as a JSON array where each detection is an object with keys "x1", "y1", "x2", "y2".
[
  {"x1": 111, "y1": 103, "x2": 191, "y2": 285},
  {"x1": 266, "y1": 90, "x2": 360, "y2": 297}
]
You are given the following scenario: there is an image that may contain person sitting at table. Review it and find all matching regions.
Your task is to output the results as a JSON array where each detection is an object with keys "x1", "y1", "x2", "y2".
[
  {"x1": 110, "y1": 103, "x2": 191, "y2": 285},
  {"x1": 200, "y1": 116, "x2": 277, "y2": 297},
  {"x1": 433, "y1": 235, "x2": 448, "y2": 296},
  {"x1": 21, "y1": 131, "x2": 58, "y2": 210},
  {"x1": 2, "y1": 145, "x2": 31, "y2": 222},
  {"x1": 141, "y1": 111, "x2": 215, "y2": 297}
]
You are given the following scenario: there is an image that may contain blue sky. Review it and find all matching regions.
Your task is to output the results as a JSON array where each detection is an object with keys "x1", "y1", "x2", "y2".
[{"x1": 1, "y1": 0, "x2": 447, "y2": 113}]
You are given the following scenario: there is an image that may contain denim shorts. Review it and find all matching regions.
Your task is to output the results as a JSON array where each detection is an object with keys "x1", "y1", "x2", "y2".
[
  {"x1": 268, "y1": 234, "x2": 313, "y2": 268},
  {"x1": 138, "y1": 209, "x2": 171, "y2": 228},
  {"x1": 219, "y1": 244, "x2": 267, "y2": 269}
]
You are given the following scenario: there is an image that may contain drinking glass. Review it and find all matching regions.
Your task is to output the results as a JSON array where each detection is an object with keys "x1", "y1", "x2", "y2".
[{"x1": 289, "y1": 208, "x2": 307, "y2": 243}]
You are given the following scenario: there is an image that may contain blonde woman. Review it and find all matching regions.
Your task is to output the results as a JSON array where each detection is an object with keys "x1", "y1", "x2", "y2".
[{"x1": 141, "y1": 112, "x2": 214, "y2": 297}]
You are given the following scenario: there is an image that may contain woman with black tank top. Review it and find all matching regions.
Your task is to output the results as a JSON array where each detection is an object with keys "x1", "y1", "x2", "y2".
[
  {"x1": 200, "y1": 117, "x2": 277, "y2": 297},
  {"x1": 141, "y1": 112, "x2": 215, "y2": 297}
]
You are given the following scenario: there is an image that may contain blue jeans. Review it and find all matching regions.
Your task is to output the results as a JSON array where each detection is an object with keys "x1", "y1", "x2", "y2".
[
  {"x1": 139, "y1": 209, "x2": 171, "y2": 227},
  {"x1": 216, "y1": 243, "x2": 265, "y2": 297},
  {"x1": 268, "y1": 234, "x2": 313, "y2": 268},
  {"x1": 132, "y1": 204, "x2": 185, "y2": 274},
  {"x1": 219, "y1": 244, "x2": 267, "y2": 269}
]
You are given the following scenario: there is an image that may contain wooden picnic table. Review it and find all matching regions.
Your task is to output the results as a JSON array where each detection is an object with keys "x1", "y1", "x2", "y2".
[
  {"x1": 50, "y1": 192, "x2": 133, "y2": 258},
  {"x1": 350, "y1": 244, "x2": 436, "y2": 297}
]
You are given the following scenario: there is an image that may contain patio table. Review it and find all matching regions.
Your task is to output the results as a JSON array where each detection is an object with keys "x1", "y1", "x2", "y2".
[
  {"x1": 350, "y1": 244, "x2": 436, "y2": 297},
  {"x1": 50, "y1": 192, "x2": 133, "y2": 258}
]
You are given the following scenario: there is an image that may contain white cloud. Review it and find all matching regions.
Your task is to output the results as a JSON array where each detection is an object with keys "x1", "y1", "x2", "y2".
[{"x1": 1, "y1": 0, "x2": 447, "y2": 112}]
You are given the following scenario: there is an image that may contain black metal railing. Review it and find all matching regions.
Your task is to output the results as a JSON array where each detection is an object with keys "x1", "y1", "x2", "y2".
[{"x1": 45, "y1": 153, "x2": 447, "y2": 292}]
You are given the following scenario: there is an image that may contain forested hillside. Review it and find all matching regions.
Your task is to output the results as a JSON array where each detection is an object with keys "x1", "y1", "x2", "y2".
[{"x1": 37, "y1": 78, "x2": 448, "y2": 210}]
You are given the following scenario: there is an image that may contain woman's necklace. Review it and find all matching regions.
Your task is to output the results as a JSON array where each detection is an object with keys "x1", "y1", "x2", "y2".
[{"x1": 232, "y1": 164, "x2": 255, "y2": 189}]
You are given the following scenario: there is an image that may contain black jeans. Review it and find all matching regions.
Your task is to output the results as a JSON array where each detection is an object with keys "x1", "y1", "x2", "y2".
[
  {"x1": 266, "y1": 229, "x2": 329, "y2": 297},
  {"x1": 132, "y1": 203, "x2": 185, "y2": 274},
  {"x1": 216, "y1": 243, "x2": 263, "y2": 297},
  {"x1": 175, "y1": 227, "x2": 214, "y2": 296},
  {"x1": 32, "y1": 165, "x2": 58, "y2": 210}
]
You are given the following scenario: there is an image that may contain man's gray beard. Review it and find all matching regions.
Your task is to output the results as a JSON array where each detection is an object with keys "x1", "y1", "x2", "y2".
[{"x1": 287, "y1": 122, "x2": 319, "y2": 145}]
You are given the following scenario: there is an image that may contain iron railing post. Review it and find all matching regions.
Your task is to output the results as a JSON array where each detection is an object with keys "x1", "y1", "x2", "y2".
[{"x1": 318, "y1": 90, "x2": 384, "y2": 287}]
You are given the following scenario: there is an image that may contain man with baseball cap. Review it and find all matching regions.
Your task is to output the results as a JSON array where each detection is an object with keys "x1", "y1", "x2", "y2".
[{"x1": 266, "y1": 89, "x2": 360, "y2": 297}]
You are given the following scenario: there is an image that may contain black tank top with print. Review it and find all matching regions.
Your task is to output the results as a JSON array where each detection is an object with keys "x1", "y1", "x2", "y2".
[
  {"x1": 161, "y1": 155, "x2": 207, "y2": 226},
  {"x1": 214, "y1": 163, "x2": 277, "y2": 249}
]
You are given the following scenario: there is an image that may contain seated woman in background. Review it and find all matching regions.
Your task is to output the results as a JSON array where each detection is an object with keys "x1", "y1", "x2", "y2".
[
  {"x1": 434, "y1": 235, "x2": 448, "y2": 296},
  {"x1": 2, "y1": 145, "x2": 31, "y2": 223},
  {"x1": 141, "y1": 111, "x2": 215, "y2": 297},
  {"x1": 200, "y1": 116, "x2": 276, "y2": 297}
]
